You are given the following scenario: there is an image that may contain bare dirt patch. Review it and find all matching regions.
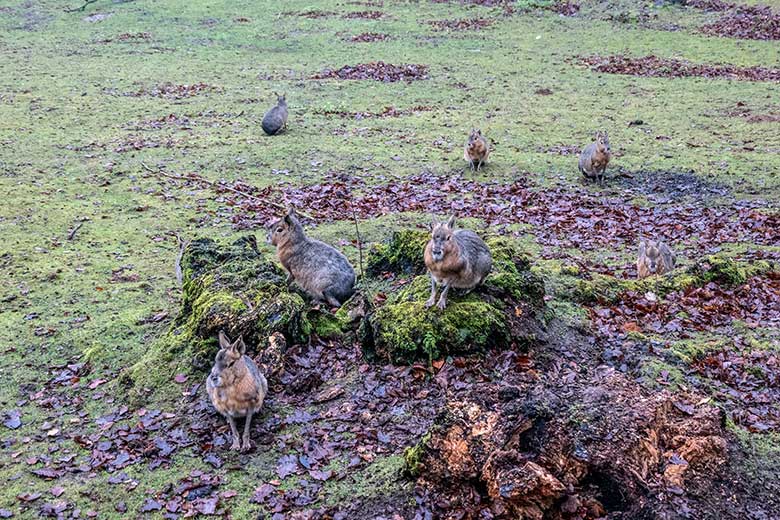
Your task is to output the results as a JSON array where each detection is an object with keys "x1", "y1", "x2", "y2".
[
  {"x1": 428, "y1": 17, "x2": 494, "y2": 30},
  {"x1": 580, "y1": 54, "x2": 780, "y2": 82},
  {"x1": 700, "y1": 5, "x2": 780, "y2": 40},
  {"x1": 348, "y1": 32, "x2": 391, "y2": 42},
  {"x1": 311, "y1": 62, "x2": 428, "y2": 82}
]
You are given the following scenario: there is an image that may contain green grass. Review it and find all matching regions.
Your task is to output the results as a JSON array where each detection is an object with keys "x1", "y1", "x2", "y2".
[{"x1": 1, "y1": 0, "x2": 779, "y2": 515}]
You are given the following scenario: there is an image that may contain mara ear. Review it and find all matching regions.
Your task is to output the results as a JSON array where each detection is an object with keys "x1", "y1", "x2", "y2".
[
  {"x1": 233, "y1": 336, "x2": 247, "y2": 355},
  {"x1": 218, "y1": 330, "x2": 231, "y2": 350},
  {"x1": 477, "y1": 129, "x2": 482, "y2": 135},
  {"x1": 445, "y1": 215, "x2": 456, "y2": 229},
  {"x1": 284, "y1": 207, "x2": 297, "y2": 224}
]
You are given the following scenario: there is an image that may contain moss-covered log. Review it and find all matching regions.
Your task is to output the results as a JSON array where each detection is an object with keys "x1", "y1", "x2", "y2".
[
  {"x1": 125, "y1": 236, "x2": 346, "y2": 399},
  {"x1": 572, "y1": 255, "x2": 776, "y2": 304}
]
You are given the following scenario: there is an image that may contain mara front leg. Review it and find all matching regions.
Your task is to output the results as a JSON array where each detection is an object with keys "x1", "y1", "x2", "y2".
[
  {"x1": 241, "y1": 410, "x2": 254, "y2": 452},
  {"x1": 425, "y1": 275, "x2": 438, "y2": 308},
  {"x1": 436, "y1": 283, "x2": 451, "y2": 310},
  {"x1": 227, "y1": 415, "x2": 241, "y2": 451}
]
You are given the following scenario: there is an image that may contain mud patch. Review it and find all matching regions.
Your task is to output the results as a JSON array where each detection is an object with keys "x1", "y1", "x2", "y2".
[
  {"x1": 580, "y1": 54, "x2": 780, "y2": 82},
  {"x1": 700, "y1": 5, "x2": 780, "y2": 40},
  {"x1": 617, "y1": 170, "x2": 730, "y2": 203},
  {"x1": 428, "y1": 18, "x2": 494, "y2": 30},
  {"x1": 348, "y1": 32, "x2": 391, "y2": 42},
  {"x1": 311, "y1": 62, "x2": 428, "y2": 82}
]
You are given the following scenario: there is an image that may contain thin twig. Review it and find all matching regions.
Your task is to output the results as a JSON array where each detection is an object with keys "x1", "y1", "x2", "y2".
[
  {"x1": 172, "y1": 232, "x2": 190, "y2": 286},
  {"x1": 66, "y1": 222, "x2": 84, "y2": 241},
  {"x1": 65, "y1": 0, "x2": 98, "y2": 12},
  {"x1": 141, "y1": 162, "x2": 315, "y2": 220},
  {"x1": 351, "y1": 204, "x2": 364, "y2": 281}
]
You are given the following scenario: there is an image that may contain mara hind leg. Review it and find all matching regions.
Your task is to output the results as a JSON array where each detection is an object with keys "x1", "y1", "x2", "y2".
[{"x1": 322, "y1": 290, "x2": 343, "y2": 309}]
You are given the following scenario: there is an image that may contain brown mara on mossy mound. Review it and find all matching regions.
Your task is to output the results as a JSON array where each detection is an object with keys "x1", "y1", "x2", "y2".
[
  {"x1": 364, "y1": 231, "x2": 547, "y2": 363},
  {"x1": 124, "y1": 232, "x2": 548, "y2": 399}
]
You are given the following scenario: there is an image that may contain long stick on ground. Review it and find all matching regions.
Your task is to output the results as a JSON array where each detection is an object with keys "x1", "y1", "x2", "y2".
[
  {"x1": 66, "y1": 222, "x2": 84, "y2": 241},
  {"x1": 141, "y1": 162, "x2": 315, "y2": 220},
  {"x1": 351, "y1": 205, "x2": 364, "y2": 281},
  {"x1": 65, "y1": 0, "x2": 98, "y2": 12},
  {"x1": 173, "y1": 233, "x2": 190, "y2": 286}
]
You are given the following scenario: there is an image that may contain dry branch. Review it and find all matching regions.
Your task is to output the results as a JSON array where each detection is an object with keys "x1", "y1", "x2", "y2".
[
  {"x1": 65, "y1": 0, "x2": 98, "y2": 12},
  {"x1": 172, "y1": 232, "x2": 190, "y2": 286},
  {"x1": 66, "y1": 222, "x2": 84, "y2": 241},
  {"x1": 141, "y1": 162, "x2": 315, "y2": 220}
]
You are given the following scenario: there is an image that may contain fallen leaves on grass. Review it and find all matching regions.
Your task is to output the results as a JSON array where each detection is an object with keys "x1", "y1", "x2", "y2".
[
  {"x1": 580, "y1": 54, "x2": 780, "y2": 82},
  {"x1": 311, "y1": 62, "x2": 428, "y2": 82},
  {"x1": 700, "y1": 5, "x2": 780, "y2": 40},
  {"x1": 428, "y1": 18, "x2": 494, "y2": 30},
  {"x1": 348, "y1": 32, "x2": 391, "y2": 42},
  {"x1": 131, "y1": 82, "x2": 220, "y2": 99},
  {"x1": 315, "y1": 105, "x2": 432, "y2": 119},
  {"x1": 3, "y1": 410, "x2": 21, "y2": 429},
  {"x1": 343, "y1": 10, "x2": 386, "y2": 19}
]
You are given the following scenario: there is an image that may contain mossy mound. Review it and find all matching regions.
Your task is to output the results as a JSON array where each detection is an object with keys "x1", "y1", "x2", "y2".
[
  {"x1": 573, "y1": 255, "x2": 776, "y2": 304},
  {"x1": 365, "y1": 236, "x2": 545, "y2": 363},
  {"x1": 125, "y1": 236, "x2": 348, "y2": 400},
  {"x1": 367, "y1": 229, "x2": 429, "y2": 276}
]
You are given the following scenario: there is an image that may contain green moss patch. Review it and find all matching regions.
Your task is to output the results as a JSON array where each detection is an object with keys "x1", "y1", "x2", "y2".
[{"x1": 367, "y1": 229, "x2": 430, "y2": 276}]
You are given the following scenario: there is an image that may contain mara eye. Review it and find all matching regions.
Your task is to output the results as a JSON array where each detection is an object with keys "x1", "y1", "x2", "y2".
[
  {"x1": 446, "y1": 236, "x2": 451, "y2": 241},
  {"x1": 276, "y1": 227, "x2": 283, "y2": 233}
]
